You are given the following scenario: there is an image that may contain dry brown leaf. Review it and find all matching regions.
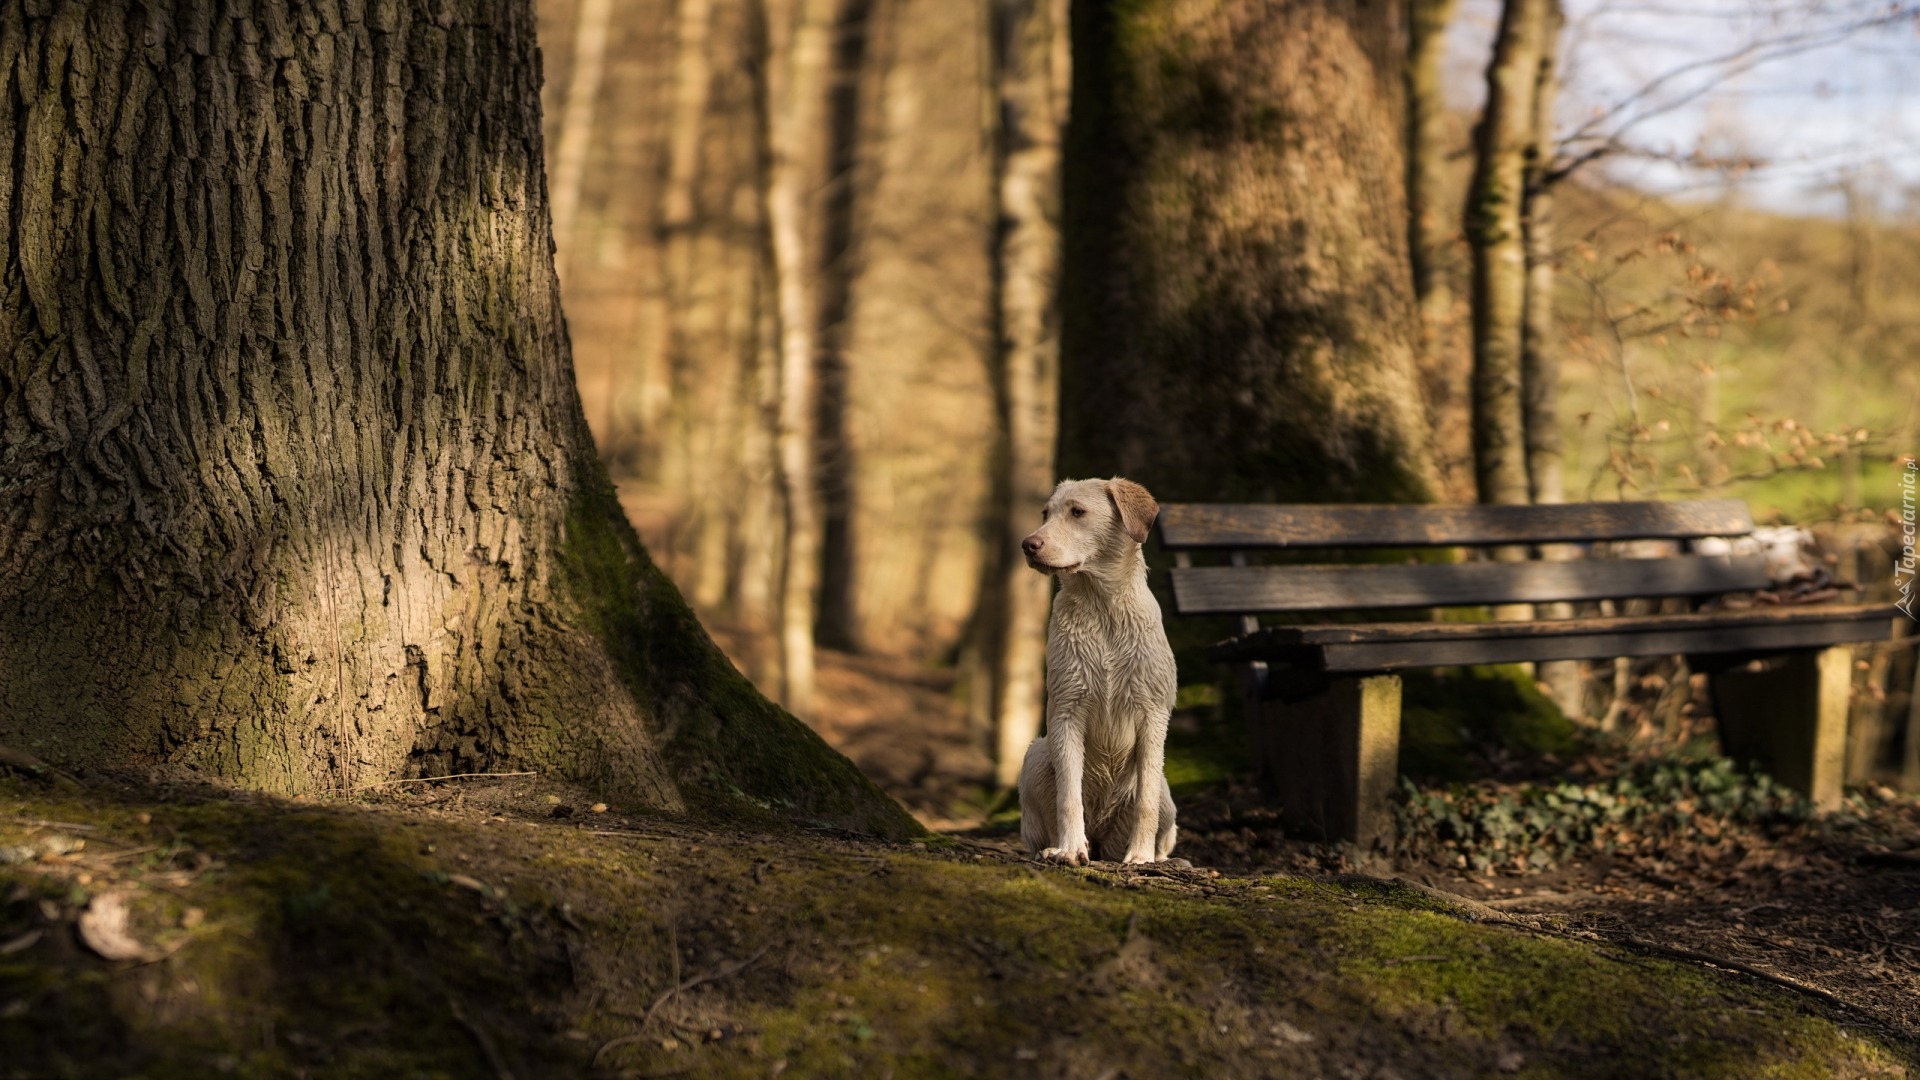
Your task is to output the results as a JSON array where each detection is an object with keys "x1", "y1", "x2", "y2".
[{"x1": 78, "y1": 892, "x2": 152, "y2": 962}]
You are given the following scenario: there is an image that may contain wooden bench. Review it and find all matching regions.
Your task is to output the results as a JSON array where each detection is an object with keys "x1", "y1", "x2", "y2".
[{"x1": 1156, "y1": 499, "x2": 1901, "y2": 850}]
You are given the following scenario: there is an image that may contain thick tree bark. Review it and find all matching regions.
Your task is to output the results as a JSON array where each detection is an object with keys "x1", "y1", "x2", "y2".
[
  {"x1": 0, "y1": 0, "x2": 911, "y2": 837},
  {"x1": 986, "y1": 0, "x2": 1069, "y2": 786},
  {"x1": 1467, "y1": 0, "x2": 1547, "y2": 509},
  {"x1": 1060, "y1": 0, "x2": 1436, "y2": 505}
]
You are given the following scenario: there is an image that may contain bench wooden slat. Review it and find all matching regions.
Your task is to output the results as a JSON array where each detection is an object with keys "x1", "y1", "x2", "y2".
[
  {"x1": 1169, "y1": 554, "x2": 1770, "y2": 613},
  {"x1": 1209, "y1": 605, "x2": 1897, "y2": 672},
  {"x1": 1157, "y1": 499, "x2": 1754, "y2": 549}
]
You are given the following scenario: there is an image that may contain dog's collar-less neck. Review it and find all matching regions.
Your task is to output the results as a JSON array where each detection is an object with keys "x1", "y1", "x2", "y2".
[{"x1": 1056, "y1": 547, "x2": 1149, "y2": 602}]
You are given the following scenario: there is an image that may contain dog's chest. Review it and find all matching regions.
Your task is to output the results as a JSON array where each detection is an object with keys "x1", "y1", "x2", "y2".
[{"x1": 1046, "y1": 596, "x2": 1172, "y2": 714}]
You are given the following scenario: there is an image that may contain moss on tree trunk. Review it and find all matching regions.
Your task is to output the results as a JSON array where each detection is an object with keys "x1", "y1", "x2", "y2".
[{"x1": 0, "y1": 0, "x2": 912, "y2": 839}]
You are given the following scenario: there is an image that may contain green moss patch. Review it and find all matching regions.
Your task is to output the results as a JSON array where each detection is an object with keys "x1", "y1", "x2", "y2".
[
  {"x1": 0, "y1": 776, "x2": 1908, "y2": 1078},
  {"x1": 1400, "y1": 664, "x2": 1584, "y2": 783}
]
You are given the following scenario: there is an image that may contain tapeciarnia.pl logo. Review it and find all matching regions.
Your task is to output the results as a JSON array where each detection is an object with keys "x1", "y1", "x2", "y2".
[{"x1": 1899, "y1": 457, "x2": 1917, "y2": 620}]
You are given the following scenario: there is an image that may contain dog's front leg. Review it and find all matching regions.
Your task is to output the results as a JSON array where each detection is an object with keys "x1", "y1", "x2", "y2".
[
  {"x1": 1121, "y1": 721, "x2": 1168, "y2": 865},
  {"x1": 1041, "y1": 715, "x2": 1090, "y2": 866}
]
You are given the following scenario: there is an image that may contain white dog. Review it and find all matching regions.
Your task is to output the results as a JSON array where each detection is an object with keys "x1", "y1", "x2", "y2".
[{"x1": 1017, "y1": 477, "x2": 1178, "y2": 866}]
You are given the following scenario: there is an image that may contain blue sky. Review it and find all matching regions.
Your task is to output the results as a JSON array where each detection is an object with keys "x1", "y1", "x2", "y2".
[{"x1": 1445, "y1": 0, "x2": 1920, "y2": 216}]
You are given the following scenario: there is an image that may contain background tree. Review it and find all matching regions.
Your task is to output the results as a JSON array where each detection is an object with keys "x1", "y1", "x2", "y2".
[
  {"x1": 980, "y1": 0, "x2": 1071, "y2": 786},
  {"x1": 0, "y1": 0, "x2": 910, "y2": 838},
  {"x1": 1405, "y1": 0, "x2": 1471, "y2": 497},
  {"x1": 1466, "y1": 0, "x2": 1550, "y2": 513},
  {"x1": 1059, "y1": 0, "x2": 1437, "y2": 505},
  {"x1": 760, "y1": 0, "x2": 836, "y2": 718}
]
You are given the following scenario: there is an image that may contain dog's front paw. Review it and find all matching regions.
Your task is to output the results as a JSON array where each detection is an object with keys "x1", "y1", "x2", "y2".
[
  {"x1": 1120, "y1": 847, "x2": 1158, "y2": 866},
  {"x1": 1040, "y1": 843, "x2": 1090, "y2": 867}
]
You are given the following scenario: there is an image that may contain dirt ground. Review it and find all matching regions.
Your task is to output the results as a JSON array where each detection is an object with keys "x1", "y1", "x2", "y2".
[{"x1": 793, "y1": 644, "x2": 1920, "y2": 1048}]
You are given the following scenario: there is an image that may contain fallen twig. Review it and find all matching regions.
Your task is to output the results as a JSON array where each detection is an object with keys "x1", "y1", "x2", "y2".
[
  {"x1": 353, "y1": 772, "x2": 537, "y2": 791},
  {"x1": 1598, "y1": 937, "x2": 1855, "y2": 1012},
  {"x1": 447, "y1": 997, "x2": 515, "y2": 1080},
  {"x1": 594, "y1": 945, "x2": 771, "y2": 1066},
  {"x1": 0, "y1": 746, "x2": 83, "y2": 791}
]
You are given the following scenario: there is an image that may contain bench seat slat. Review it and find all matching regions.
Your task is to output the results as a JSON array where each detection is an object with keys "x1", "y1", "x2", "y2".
[
  {"x1": 1208, "y1": 605, "x2": 1898, "y2": 672},
  {"x1": 1158, "y1": 499, "x2": 1754, "y2": 549},
  {"x1": 1169, "y1": 555, "x2": 1771, "y2": 613}
]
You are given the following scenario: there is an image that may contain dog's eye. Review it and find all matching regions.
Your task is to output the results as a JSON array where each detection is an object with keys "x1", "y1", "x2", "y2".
[
  {"x1": 1071, "y1": 506, "x2": 1086, "y2": 518},
  {"x1": 1040, "y1": 509, "x2": 1049, "y2": 520}
]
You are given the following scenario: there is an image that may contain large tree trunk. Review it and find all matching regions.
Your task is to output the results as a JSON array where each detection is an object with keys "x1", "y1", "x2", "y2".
[
  {"x1": 0, "y1": 0, "x2": 911, "y2": 838},
  {"x1": 1060, "y1": 0, "x2": 1436, "y2": 505},
  {"x1": 986, "y1": 0, "x2": 1070, "y2": 786}
]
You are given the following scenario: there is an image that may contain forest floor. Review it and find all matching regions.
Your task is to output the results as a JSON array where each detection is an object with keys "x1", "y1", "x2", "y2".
[
  {"x1": 800, "y1": 645, "x2": 1920, "y2": 1055},
  {"x1": 4, "y1": 647, "x2": 1917, "y2": 1077},
  {"x1": 0, "y1": 767, "x2": 1910, "y2": 1079}
]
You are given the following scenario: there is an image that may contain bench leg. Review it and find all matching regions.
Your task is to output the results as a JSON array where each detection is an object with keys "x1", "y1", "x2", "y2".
[
  {"x1": 1709, "y1": 646, "x2": 1850, "y2": 811},
  {"x1": 1249, "y1": 673, "x2": 1402, "y2": 850}
]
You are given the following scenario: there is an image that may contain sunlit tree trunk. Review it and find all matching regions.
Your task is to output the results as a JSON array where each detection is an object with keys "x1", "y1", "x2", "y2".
[
  {"x1": 1405, "y1": 0, "x2": 1469, "y2": 498},
  {"x1": 0, "y1": 0, "x2": 909, "y2": 837},
  {"x1": 1468, "y1": 0, "x2": 1547, "y2": 511},
  {"x1": 759, "y1": 0, "x2": 836, "y2": 718},
  {"x1": 1405, "y1": 0, "x2": 1457, "y2": 349},
  {"x1": 1468, "y1": 0, "x2": 1548, "y2": 625},
  {"x1": 1521, "y1": 0, "x2": 1564, "y2": 509},
  {"x1": 1520, "y1": 0, "x2": 1580, "y2": 711},
  {"x1": 987, "y1": 0, "x2": 1070, "y2": 786}
]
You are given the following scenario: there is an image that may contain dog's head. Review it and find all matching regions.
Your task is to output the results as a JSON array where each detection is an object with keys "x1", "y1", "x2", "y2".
[{"x1": 1021, "y1": 477, "x2": 1159, "y2": 575}]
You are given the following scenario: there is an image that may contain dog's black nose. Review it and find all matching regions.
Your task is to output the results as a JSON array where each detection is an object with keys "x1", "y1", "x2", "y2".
[{"x1": 1021, "y1": 535, "x2": 1043, "y2": 556}]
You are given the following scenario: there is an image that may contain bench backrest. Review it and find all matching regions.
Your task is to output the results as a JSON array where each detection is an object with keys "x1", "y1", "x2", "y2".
[{"x1": 1157, "y1": 499, "x2": 1765, "y2": 615}]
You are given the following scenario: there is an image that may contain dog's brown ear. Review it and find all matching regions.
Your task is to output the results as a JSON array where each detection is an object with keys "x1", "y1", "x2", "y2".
[{"x1": 1106, "y1": 477, "x2": 1158, "y2": 544}]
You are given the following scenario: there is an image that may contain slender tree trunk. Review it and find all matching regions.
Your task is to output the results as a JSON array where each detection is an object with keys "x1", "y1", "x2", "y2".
[
  {"x1": 1519, "y1": 0, "x2": 1580, "y2": 710},
  {"x1": 1521, "y1": 0, "x2": 1564, "y2": 509},
  {"x1": 548, "y1": 0, "x2": 615, "y2": 287},
  {"x1": 1061, "y1": 0, "x2": 1437, "y2": 506},
  {"x1": 759, "y1": 0, "x2": 835, "y2": 719},
  {"x1": 657, "y1": 0, "x2": 724, "y2": 611},
  {"x1": 1404, "y1": 0, "x2": 1469, "y2": 499},
  {"x1": 813, "y1": 0, "x2": 882, "y2": 652},
  {"x1": 987, "y1": 0, "x2": 1070, "y2": 786},
  {"x1": 1405, "y1": 0, "x2": 1457, "y2": 352},
  {"x1": 1467, "y1": 0, "x2": 1547, "y2": 510},
  {"x1": 1468, "y1": 0, "x2": 1548, "y2": 626},
  {"x1": 0, "y1": 0, "x2": 910, "y2": 838}
]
